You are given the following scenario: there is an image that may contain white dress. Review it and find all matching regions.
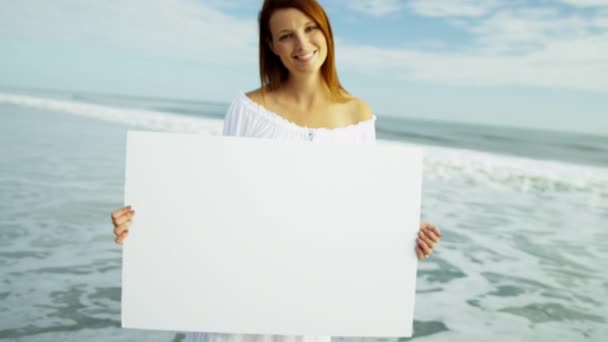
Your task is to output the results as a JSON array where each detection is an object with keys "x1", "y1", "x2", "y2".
[{"x1": 184, "y1": 92, "x2": 377, "y2": 342}]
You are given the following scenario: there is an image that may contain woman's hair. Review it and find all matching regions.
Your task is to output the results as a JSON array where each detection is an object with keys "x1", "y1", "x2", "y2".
[{"x1": 258, "y1": 0, "x2": 348, "y2": 100}]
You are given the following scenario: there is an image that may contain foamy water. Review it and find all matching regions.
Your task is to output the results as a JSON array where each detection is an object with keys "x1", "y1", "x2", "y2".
[
  {"x1": 0, "y1": 93, "x2": 607, "y2": 341},
  {"x1": 0, "y1": 93, "x2": 223, "y2": 135},
  {"x1": 2, "y1": 92, "x2": 606, "y2": 200}
]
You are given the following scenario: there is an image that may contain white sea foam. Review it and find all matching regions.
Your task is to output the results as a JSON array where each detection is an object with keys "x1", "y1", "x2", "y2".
[
  {"x1": 420, "y1": 143, "x2": 608, "y2": 199},
  {"x1": 2, "y1": 92, "x2": 607, "y2": 199},
  {"x1": 0, "y1": 92, "x2": 223, "y2": 136}
]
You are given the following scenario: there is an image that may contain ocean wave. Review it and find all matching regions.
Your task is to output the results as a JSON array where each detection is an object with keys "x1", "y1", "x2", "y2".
[
  {"x1": 0, "y1": 92, "x2": 223, "y2": 135},
  {"x1": 2, "y1": 92, "x2": 607, "y2": 198},
  {"x1": 420, "y1": 144, "x2": 608, "y2": 200}
]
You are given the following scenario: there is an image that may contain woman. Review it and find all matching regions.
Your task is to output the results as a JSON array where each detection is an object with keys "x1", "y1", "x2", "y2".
[{"x1": 112, "y1": 0, "x2": 441, "y2": 341}]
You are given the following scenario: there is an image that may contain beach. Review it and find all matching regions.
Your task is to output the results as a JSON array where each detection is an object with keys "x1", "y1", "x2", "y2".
[{"x1": 0, "y1": 90, "x2": 607, "y2": 341}]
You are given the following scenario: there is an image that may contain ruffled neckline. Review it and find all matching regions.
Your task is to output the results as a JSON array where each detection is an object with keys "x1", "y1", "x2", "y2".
[{"x1": 238, "y1": 92, "x2": 376, "y2": 132}]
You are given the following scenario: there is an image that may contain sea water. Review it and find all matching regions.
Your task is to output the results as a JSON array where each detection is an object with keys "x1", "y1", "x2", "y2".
[{"x1": 0, "y1": 90, "x2": 606, "y2": 341}]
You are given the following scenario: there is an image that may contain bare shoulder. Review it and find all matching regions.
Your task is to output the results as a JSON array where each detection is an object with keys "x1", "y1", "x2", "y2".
[
  {"x1": 245, "y1": 88, "x2": 264, "y2": 106},
  {"x1": 345, "y1": 96, "x2": 373, "y2": 123}
]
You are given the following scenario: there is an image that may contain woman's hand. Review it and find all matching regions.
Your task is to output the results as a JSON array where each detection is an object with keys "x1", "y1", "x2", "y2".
[
  {"x1": 111, "y1": 205, "x2": 135, "y2": 244},
  {"x1": 416, "y1": 221, "x2": 441, "y2": 260}
]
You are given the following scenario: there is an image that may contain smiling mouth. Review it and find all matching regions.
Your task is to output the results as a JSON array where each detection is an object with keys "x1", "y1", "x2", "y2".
[{"x1": 294, "y1": 50, "x2": 317, "y2": 62}]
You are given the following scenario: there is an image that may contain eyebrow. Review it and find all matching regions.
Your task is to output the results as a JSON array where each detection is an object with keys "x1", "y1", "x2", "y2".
[{"x1": 278, "y1": 21, "x2": 316, "y2": 34}]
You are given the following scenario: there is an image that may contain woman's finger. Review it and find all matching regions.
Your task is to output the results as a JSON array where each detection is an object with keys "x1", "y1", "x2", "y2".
[
  {"x1": 416, "y1": 245, "x2": 425, "y2": 260},
  {"x1": 420, "y1": 221, "x2": 441, "y2": 236},
  {"x1": 417, "y1": 237, "x2": 432, "y2": 256},
  {"x1": 115, "y1": 230, "x2": 129, "y2": 245},
  {"x1": 113, "y1": 220, "x2": 131, "y2": 236},
  {"x1": 428, "y1": 225, "x2": 441, "y2": 237},
  {"x1": 422, "y1": 229, "x2": 440, "y2": 244},
  {"x1": 421, "y1": 236, "x2": 436, "y2": 250},
  {"x1": 111, "y1": 206, "x2": 133, "y2": 226},
  {"x1": 419, "y1": 230, "x2": 437, "y2": 247},
  {"x1": 111, "y1": 206, "x2": 131, "y2": 221},
  {"x1": 113, "y1": 210, "x2": 135, "y2": 227}
]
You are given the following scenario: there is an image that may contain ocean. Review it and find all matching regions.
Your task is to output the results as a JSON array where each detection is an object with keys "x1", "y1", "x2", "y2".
[{"x1": 0, "y1": 89, "x2": 606, "y2": 341}]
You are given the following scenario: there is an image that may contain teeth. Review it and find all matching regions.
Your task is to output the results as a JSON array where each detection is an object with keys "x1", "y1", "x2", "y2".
[{"x1": 296, "y1": 51, "x2": 315, "y2": 59}]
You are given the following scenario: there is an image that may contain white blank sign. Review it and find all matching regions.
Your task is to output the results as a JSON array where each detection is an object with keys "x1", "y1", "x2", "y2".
[{"x1": 122, "y1": 131, "x2": 422, "y2": 337}]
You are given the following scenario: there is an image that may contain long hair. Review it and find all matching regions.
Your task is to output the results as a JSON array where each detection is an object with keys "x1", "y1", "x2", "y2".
[{"x1": 258, "y1": 0, "x2": 348, "y2": 101}]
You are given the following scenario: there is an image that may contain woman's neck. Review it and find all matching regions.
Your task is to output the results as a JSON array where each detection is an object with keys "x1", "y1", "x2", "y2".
[{"x1": 281, "y1": 73, "x2": 330, "y2": 107}]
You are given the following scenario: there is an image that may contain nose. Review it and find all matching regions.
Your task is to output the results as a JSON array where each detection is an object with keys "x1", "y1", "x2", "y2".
[{"x1": 294, "y1": 33, "x2": 308, "y2": 50}]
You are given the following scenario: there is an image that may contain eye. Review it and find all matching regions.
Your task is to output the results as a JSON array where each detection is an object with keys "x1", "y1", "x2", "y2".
[
  {"x1": 305, "y1": 25, "x2": 317, "y2": 33},
  {"x1": 279, "y1": 33, "x2": 293, "y2": 41}
]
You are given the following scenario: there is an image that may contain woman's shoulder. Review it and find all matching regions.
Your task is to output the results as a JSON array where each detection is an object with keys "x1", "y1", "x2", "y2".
[
  {"x1": 339, "y1": 92, "x2": 374, "y2": 124},
  {"x1": 224, "y1": 89, "x2": 266, "y2": 136},
  {"x1": 225, "y1": 88, "x2": 266, "y2": 116},
  {"x1": 245, "y1": 88, "x2": 266, "y2": 107}
]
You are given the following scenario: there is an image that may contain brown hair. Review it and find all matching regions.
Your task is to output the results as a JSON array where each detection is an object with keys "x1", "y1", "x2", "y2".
[{"x1": 258, "y1": 0, "x2": 348, "y2": 101}]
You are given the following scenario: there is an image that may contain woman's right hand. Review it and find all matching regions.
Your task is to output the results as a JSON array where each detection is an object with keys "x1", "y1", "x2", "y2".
[{"x1": 111, "y1": 205, "x2": 135, "y2": 244}]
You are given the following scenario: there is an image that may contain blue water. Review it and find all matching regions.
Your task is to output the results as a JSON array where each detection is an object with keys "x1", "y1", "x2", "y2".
[{"x1": 0, "y1": 90, "x2": 607, "y2": 341}]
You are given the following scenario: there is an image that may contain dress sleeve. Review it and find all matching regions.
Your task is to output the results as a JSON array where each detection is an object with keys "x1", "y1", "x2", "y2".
[
  {"x1": 362, "y1": 115, "x2": 377, "y2": 144},
  {"x1": 222, "y1": 95, "x2": 246, "y2": 137}
]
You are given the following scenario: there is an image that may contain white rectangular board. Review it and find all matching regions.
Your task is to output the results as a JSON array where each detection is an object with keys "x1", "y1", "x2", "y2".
[{"x1": 122, "y1": 131, "x2": 422, "y2": 337}]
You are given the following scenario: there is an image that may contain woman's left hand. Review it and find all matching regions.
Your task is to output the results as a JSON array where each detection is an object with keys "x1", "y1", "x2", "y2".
[{"x1": 416, "y1": 221, "x2": 441, "y2": 260}]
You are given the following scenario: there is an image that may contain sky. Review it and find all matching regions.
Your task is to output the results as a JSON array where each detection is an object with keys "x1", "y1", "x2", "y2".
[{"x1": 1, "y1": 0, "x2": 607, "y2": 135}]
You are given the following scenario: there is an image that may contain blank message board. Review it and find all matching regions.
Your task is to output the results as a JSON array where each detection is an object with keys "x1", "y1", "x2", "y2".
[{"x1": 122, "y1": 131, "x2": 422, "y2": 337}]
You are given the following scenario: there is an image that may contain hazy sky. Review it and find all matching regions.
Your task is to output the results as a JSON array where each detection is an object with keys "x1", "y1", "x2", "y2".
[{"x1": 1, "y1": 0, "x2": 607, "y2": 135}]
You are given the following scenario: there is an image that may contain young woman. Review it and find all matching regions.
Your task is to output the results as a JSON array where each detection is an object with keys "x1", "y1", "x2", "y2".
[{"x1": 111, "y1": 0, "x2": 441, "y2": 341}]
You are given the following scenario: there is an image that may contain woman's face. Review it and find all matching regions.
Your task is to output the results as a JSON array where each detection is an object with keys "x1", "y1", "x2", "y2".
[{"x1": 268, "y1": 8, "x2": 328, "y2": 77}]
